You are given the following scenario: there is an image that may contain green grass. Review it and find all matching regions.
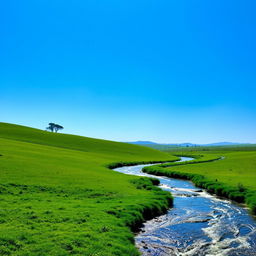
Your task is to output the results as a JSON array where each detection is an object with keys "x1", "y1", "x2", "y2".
[
  {"x1": 154, "y1": 153, "x2": 222, "y2": 168},
  {"x1": 143, "y1": 144, "x2": 256, "y2": 152},
  {"x1": 0, "y1": 123, "x2": 177, "y2": 256},
  {"x1": 143, "y1": 150, "x2": 256, "y2": 214}
]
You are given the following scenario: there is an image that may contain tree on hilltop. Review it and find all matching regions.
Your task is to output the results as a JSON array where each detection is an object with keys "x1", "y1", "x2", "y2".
[{"x1": 46, "y1": 123, "x2": 64, "y2": 133}]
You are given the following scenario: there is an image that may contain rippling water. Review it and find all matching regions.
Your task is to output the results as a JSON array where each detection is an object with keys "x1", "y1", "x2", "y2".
[{"x1": 114, "y1": 157, "x2": 256, "y2": 256}]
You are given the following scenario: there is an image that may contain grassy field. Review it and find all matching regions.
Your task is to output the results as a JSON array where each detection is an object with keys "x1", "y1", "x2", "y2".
[
  {"x1": 143, "y1": 143, "x2": 256, "y2": 152},
  {"x1": 143, "y1": 147, "x2": 256, "y2": 214},
  {"x1": 0, "y1": 123, "x2": 178, "y2": 256}
]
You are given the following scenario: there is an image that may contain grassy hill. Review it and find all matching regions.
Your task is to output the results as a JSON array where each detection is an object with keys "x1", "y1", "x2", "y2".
[{"x1": 0, "y1": 123, "x2": 177, "y2": 256}]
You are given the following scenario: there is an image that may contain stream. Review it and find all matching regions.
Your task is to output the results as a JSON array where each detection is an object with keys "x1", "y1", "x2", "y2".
[{"x1": 114, "y1": 157, "x2": 256, "y2": 256}]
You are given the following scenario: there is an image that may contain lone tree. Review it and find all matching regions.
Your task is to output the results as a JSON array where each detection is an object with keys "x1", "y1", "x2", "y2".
[{"x1": 46, "y1": 123, "x2": 64, "y2": 133}]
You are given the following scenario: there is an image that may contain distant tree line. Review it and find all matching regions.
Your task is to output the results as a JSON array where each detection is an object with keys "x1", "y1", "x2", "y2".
[{"x1": 46, "y1": 123, "x2": 64, "y2": 133}]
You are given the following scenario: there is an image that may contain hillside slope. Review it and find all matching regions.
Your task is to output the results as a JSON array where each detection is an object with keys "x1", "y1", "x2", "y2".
[
  {"x1": 0, "y1": 123, "x2": 177, "y2": 255},
  {"x1": 0, "y1": 122, "x2": 167, "y2": 158}
]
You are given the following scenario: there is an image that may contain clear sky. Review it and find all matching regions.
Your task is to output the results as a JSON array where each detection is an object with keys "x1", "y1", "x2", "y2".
[{"x1": 1, "y1": 0, "x2": 256, "y2": 144}]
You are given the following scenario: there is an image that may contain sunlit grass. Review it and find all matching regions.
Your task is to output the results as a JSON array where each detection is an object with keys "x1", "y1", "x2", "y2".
[{"x1": 0, "y1": 123, "x2": 176, "y2": 255}]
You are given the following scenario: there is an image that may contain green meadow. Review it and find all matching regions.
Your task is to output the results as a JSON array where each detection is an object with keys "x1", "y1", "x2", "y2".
[
  {"x1": 143, "y1": 147, "x2": 256, "y2": 214},
  {"x1": 0, "y1": 123, "x2": 177, "y2": 256},
  {"x1": 1, "y1": 123, "x2": 255, "y2": 255}
]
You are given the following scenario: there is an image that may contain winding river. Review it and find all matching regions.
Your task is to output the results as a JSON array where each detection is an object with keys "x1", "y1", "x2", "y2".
[{"x1": 114, "y1": 157, "x2": 256, "y2": 256}]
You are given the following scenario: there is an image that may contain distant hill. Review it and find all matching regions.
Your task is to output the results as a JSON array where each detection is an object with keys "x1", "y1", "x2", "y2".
[{"x1": 126, "y1": 141, "x2": 248, "y2": 147}]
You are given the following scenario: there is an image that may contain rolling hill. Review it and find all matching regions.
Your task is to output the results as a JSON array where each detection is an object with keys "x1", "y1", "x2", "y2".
[{"x1": 0, "y1": 122, "x2": 177, "y2": 255}]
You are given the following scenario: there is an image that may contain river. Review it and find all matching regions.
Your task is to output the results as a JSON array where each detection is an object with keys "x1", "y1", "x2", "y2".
[{"x1": 114, "y1": 157, "x2": 256, "y2": 256}]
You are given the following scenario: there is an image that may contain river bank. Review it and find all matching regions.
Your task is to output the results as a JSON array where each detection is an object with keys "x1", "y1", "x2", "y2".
[{"x1": 143, "y1": 153, "x2": 256, "y2": 215}]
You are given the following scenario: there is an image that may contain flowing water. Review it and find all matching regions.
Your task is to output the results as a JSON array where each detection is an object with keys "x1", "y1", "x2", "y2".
[{"x1": 114, "y1": 157, "x2": 256, "y2": 256}]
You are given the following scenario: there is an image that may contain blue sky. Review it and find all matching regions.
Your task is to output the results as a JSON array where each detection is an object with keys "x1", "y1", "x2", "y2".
[{"x1": 1, "y1": 0, "x2": 256, "y2": 143}]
